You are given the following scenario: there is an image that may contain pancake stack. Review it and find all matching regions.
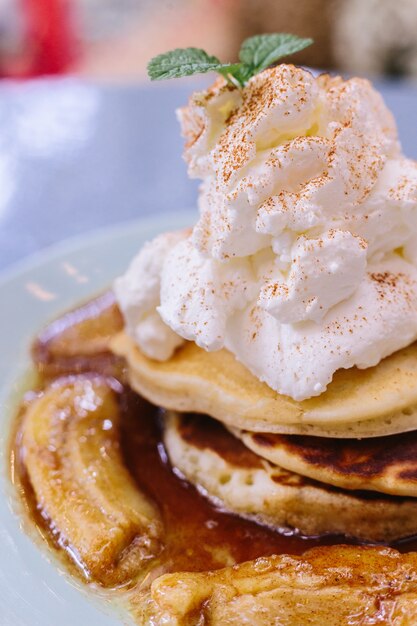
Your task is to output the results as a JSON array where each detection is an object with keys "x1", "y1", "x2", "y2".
[{"x1": 112, "y1": 332, "x2": 417, "y2": 543}]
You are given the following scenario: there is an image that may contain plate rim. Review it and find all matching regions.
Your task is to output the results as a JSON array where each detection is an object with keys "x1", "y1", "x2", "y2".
[
  {"x1": 0, "y1": 209, "x2": 195, "y2": 287},
  {"x1": 0, "y1": 210, "x2": 195, "y2": 626}
]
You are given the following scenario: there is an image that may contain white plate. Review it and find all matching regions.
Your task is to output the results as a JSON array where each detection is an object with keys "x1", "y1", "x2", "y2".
[{"x1": 0, "y1": 212, "x2": 194, "y2": 626}]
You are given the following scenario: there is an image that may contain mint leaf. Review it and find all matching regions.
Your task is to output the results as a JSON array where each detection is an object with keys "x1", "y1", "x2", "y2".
[
  {"x1": 215, "y1": 64, "x2": 245, "y2": 87},
  {"x1": 227, "y1": 64, "x2": 253, "y2": 87},
  {"x1": 148, "y1": 48, "x2": 237, "y2": 81},
  {"x1": 147, "y1": 34, "x2": 314, "y2": 87},
  {"x1": 239, "y1": 34, "x2": 313, "y2": 74}
]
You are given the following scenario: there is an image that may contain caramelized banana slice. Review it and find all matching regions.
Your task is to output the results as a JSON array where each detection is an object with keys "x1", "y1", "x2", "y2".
[
  {"x1": 21, "y1": 375, "x2": 162, "y2": 586},
  {"x1": 142, "y1": 546, "x2": 417, "y2": 625},
  {"x1": 32, "y1": 291, "x2": 124, "y2": 378}
]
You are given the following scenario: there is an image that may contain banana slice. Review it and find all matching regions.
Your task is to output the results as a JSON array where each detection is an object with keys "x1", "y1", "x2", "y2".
[
  {"x1": 32, "y1": 291, "x2": 124, "y2": 378},
  {"x1": 142, "y1": 546, "x2": 417, "y2": 625},
  {"x1": 21, "y1": 374, "x2": 163, "y2": 586}
]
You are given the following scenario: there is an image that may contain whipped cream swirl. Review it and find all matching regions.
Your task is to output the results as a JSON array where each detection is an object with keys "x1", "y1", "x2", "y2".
[{"x1": 115, "y1": 65, "x2": 417, "y2": 400}]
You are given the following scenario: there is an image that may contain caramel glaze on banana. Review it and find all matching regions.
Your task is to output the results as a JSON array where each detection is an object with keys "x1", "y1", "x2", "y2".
[
  {"x1": 12, "y1": 292, "x2": 335, "y2": 588},
  {"x1": 10, "y1": 291, "x2": 417, "y2": 625}
]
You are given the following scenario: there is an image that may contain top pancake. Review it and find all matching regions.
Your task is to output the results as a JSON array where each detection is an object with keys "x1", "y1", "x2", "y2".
[{"x1": 111, "y1": 332, "x2": 417, "y2": 437}]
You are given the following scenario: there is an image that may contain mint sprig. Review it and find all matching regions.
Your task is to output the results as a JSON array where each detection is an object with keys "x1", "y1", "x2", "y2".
[{"x1": 147, "y1": 33, "x2": 313, "y2": 88}]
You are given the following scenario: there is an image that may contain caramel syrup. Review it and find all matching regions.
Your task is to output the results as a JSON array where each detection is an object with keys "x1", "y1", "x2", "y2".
[{"x1": 9, "y1": 292, "x2": 417, "y2": 590}]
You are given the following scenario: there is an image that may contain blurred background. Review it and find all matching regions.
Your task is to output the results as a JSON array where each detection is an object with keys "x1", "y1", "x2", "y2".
[
  {"x1": 2, "y1": 0, "x2": 417, "y2": 80},
  {"x1": 2, "y1": 0, "x2": 417, "y2": 271}
]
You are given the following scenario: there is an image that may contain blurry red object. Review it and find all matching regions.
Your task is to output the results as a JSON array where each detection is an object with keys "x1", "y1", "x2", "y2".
[{"x1": 1, "y1": 0, "x2": 78, "y2": 78}]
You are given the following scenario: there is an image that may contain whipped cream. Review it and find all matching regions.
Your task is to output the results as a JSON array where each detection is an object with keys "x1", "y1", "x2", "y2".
[
  {"x1": 115, "y1": 65, "x2": 417, "y2": 400},
  {"x1": 114, "y1": 232, "x2": 186, "y2": 361}
]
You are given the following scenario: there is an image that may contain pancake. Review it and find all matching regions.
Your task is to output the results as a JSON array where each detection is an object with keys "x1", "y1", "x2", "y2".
[
  {"x1": 112, "y1": 331, "x2": 417, "y2": 437},
  {"x1": 233, "y1": 429, "x2": 417, "y2": 498},
  {"x1": 162, "y1": 411, "x2": 417, "y2": 542}
]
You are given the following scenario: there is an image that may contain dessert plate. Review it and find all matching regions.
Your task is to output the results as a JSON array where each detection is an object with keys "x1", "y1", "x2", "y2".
[{"x1": 0, "y1": 211, "x2": 194, "y2": 626}]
